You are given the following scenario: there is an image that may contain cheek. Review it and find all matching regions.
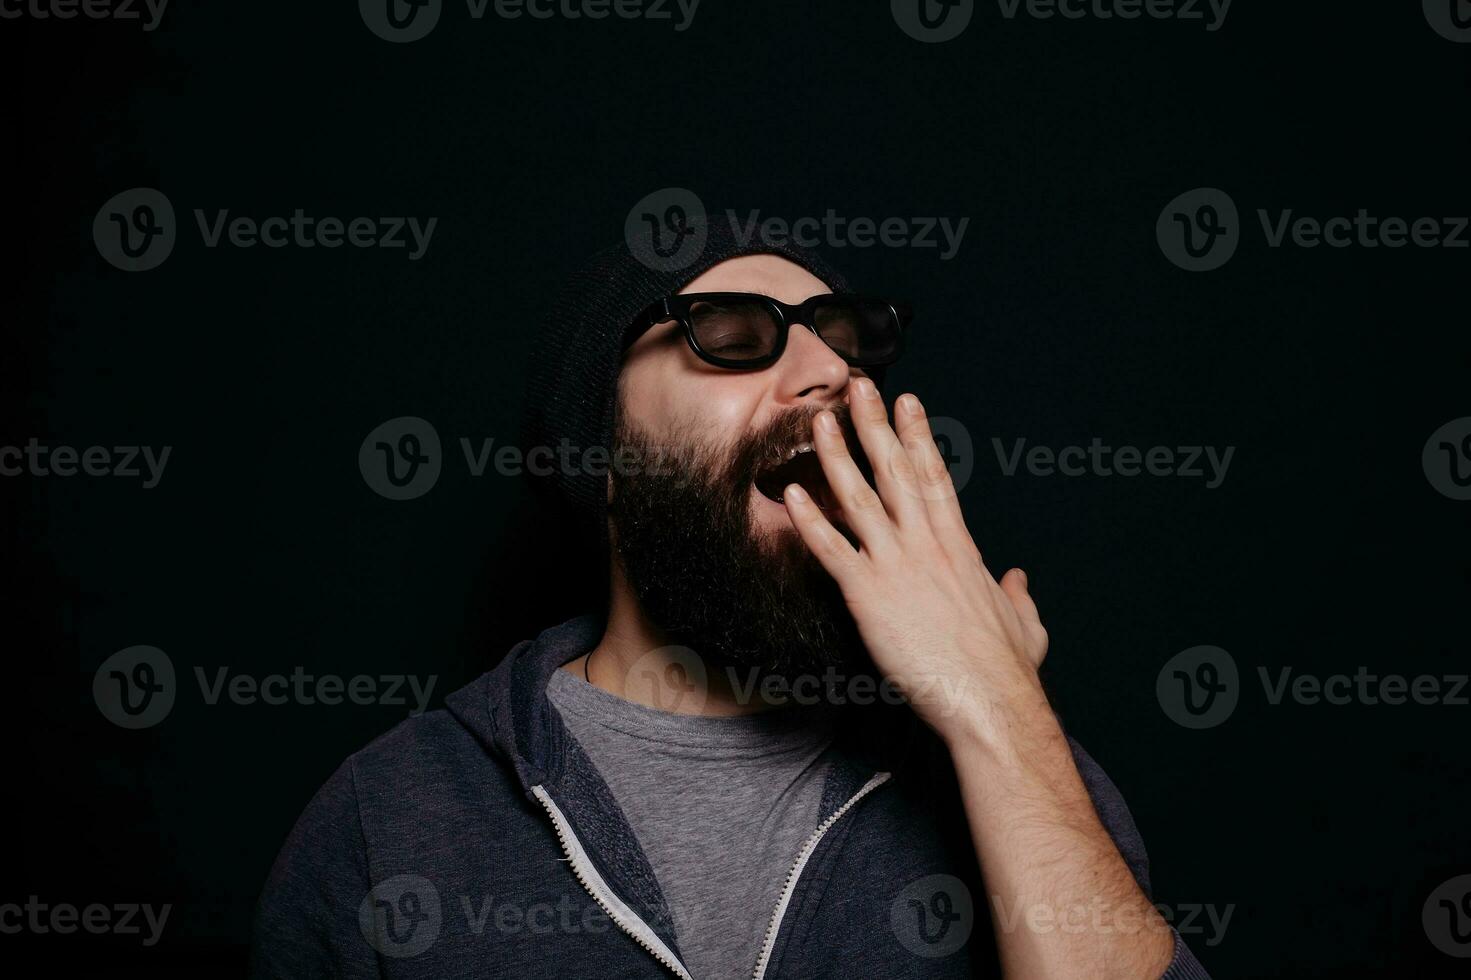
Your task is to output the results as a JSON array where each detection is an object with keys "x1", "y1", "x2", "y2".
[
  {"x1": 695, "y1": 382, "x2": 765, "y2": 441},
  {"x1": 624, "y1": 359, "x2": 765, "y2": 447}
]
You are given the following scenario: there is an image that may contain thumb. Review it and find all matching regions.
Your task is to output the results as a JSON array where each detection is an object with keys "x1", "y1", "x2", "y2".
[
  {"x1": 999, "y1": 567, "x2": 1041, "y2": 625},
  {"x1": 999, "y1": 568, "x2": 1048, "y2": 667}
]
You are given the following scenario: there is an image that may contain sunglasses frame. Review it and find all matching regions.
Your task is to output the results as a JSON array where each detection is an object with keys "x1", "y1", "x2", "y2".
[{"x1": 625, "y1": 291, "x2": 914, "y2": 370}]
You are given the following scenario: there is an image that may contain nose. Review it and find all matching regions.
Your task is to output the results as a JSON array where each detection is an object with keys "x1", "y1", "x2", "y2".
[{"x1": 771, "y1": 321, "x2": 852, "y2": 404}]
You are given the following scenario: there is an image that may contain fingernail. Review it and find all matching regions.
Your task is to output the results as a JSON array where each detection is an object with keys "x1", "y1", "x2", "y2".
[
  {"x1": 899, "y1": 394, "x2": 922, "y2": 415},
  {"x1": 1017, "y1": 569, "x2": 1029, "y2": 588},
  {"x1": 855, "y1": 377, "x2": 879, "y2": 399},
  {"x1": 817, "y1": 411, "x2": 839, "y2": 433},
  {"x1": 785, "y1": 484, "x2": 808, "y2": 503}
]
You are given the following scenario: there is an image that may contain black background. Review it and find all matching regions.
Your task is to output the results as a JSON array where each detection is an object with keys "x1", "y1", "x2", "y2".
[{"x1": 7, "y1": 1, "x2": 1469, "y2": 976}]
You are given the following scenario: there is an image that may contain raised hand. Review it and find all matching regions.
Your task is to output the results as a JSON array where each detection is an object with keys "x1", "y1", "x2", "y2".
[{"x1": 781, "y1": 376, "x2": 1049, "y2": 742}]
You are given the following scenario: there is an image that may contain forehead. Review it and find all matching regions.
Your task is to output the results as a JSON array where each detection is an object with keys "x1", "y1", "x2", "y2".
[{"x1": 677, "y1": 254, "x2": 831, "y2": 306}]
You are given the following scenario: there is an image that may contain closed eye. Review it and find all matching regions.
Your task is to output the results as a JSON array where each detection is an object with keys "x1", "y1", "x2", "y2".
[{"x1": 706, "y1": 335, "x2": 765, "y2": 354}]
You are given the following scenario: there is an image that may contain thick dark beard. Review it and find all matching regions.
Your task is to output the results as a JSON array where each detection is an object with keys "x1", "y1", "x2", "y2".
[{"x1": 607, "y1": 405, "x2": 864, "y2": 678}]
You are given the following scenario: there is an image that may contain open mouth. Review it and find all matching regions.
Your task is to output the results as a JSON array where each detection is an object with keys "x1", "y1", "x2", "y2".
[
  {"x1": 752, "y1": 431, "x2": 874, "y2": 515},
  {"x1": 754, "y1": 443, "x2": 835, "y2": 509}
]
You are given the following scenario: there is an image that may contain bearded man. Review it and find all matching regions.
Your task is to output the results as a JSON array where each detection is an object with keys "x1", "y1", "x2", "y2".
[{"x1": 251, "y1": 222, "x2": 1209, "y2": 979}]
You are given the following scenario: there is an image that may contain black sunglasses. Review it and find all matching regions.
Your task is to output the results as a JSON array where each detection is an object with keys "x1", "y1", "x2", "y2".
[{"x1": 625, "y1": 292, "x2": 913, "y2": 370}]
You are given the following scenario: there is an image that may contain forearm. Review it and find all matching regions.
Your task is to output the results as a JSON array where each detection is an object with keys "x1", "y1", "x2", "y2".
[{"x1": 942, "y1": 681, "x2": 1175, "y2": 979}]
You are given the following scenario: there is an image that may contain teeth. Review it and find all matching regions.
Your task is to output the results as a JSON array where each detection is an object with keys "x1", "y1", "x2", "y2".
[{"x1": 783, "y1": 441, "x2": 814, "y2": 461}]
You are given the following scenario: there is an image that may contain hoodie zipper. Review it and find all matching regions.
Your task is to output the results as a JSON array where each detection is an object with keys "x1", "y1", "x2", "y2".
[
  {"x1": 531, "y1": 784, "x2": 694, "y2": 980},
  {"x1": 533, "y1": 771, "x2": 890, "y2": 980},
  {"x1": 750, "y1": 771, "x2": 892, "y2": 980}
]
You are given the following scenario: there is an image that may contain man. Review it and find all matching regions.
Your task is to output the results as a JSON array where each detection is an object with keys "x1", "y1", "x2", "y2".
[{"x1": 251, "y1": 220, "x2": 1210, "y2": 978}]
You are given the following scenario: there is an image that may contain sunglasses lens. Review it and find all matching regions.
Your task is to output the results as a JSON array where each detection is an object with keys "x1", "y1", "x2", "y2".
[
  {"x1": 688, "y1": 299, "x2": 782, "y2": 362},
  {"x1": 812, "y1": 298, "x2": 901, "y2": 365}
]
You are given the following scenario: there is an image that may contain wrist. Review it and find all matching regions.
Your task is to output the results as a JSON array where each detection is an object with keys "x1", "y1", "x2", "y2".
[{"x1": 936, "y1": 666, "x2": 1058, "y2": 760}]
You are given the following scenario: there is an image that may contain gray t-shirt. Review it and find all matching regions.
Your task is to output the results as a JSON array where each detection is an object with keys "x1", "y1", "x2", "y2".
[{"x1": 546, "y1": 667, "x2": 836, "y2": 980}]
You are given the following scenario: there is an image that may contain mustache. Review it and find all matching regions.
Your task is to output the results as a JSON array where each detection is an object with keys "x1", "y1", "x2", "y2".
[
  {"x1": 611, "y1": 401, "x2": 869, "y2": 491},
  {"x1": 727, "y1": 402, "x2": 868, "y2": 486}
]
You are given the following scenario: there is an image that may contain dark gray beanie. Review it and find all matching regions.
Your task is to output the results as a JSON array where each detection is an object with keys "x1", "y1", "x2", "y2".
[{"x1": 521, "y1": 216, "x2": 852, "y2": 553}]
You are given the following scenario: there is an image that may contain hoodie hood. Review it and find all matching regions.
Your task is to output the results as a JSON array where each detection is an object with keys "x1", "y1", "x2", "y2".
[{"x1": 444, "y1": 614, "x2": 606, "y2": 794}]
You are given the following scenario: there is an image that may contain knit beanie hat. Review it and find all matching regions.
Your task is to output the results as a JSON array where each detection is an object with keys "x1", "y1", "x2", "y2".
[{"x1": 521, "y1": 215, "x2": 853, "y2": 556}]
